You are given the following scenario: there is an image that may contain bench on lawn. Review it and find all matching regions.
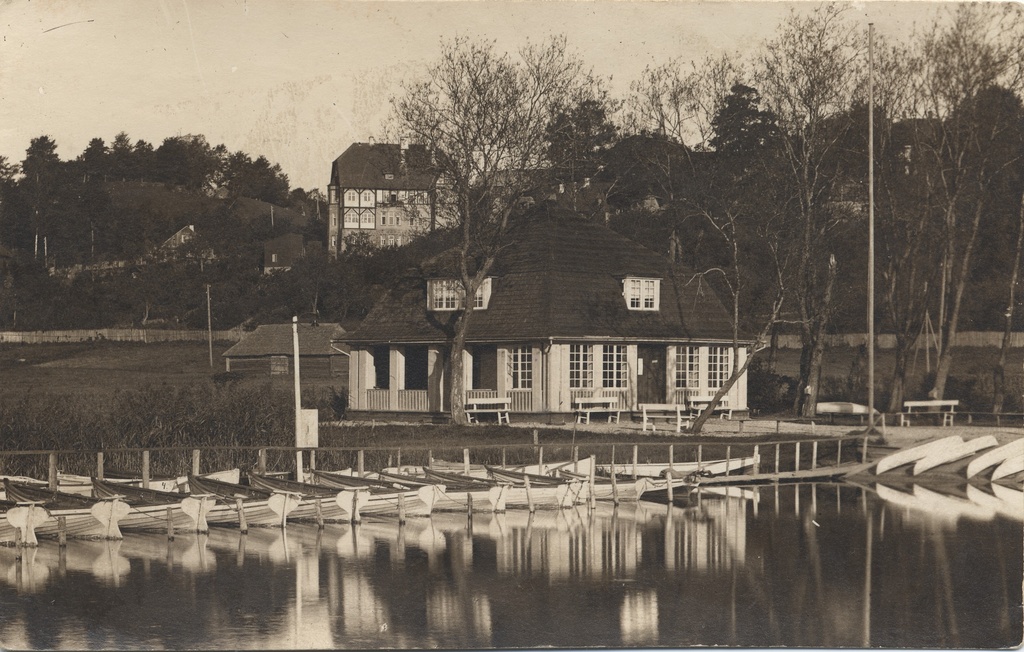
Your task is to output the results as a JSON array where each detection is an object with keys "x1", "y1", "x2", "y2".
[
  {"x1": 639, "y1": 403, "x2": 691, "y2": 433},
  {"x1": 688, "y1": 397, "x2": 738, "y2": 420},
  {"x1": 900, "y1": 399, "x2": 959, "y2": 427},
  {"x1": 573, "y1": 397, "x2": 621, "y2": 424},
  {"x1": 466, "y1": 396, "x2": 511, "y2": 424}
]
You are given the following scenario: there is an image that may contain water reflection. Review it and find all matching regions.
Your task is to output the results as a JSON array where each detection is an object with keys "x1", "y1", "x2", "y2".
[{"x1": 0, "y1": 483, "x2": 1019, "y2": 649}]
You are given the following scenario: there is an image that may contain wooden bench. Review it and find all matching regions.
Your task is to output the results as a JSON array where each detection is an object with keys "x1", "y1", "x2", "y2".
[
  {"x1": 639, "y1": 403, "x2": 690, "y2": 433},
  {"x1": 466, "y1": 397, "x2": 511, "y2": 424},
  {"x1": 900, "y1": 400, "x2": 959, "y2": 427},
  {"x1": 688, "y1": 397, "x2": 736, "y2": 420},
  {"x1": 573, "y1": 397, "x2": 621, "y2": 424}
]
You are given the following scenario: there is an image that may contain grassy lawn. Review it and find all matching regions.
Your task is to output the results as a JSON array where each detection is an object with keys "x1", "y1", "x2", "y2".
[{"x1": 0, "y1": 340, "x2": 344, "y2": 397}]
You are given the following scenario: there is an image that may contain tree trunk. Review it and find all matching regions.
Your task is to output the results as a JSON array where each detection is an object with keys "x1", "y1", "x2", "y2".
[
  {"x1": 886, "y1": 336, "x2": 913, "y2": 412},
  {"x1": 691, "y1": 350, "x2": 754, "y2": 434},
  {"x1": 931, "y1": 198, "x2": 984, "y2": 399},
  {"x1": 993, "y1": 191, "x2": 1024, "y2": 413},
  {"x1": 448, "y1": 312, "x2": 470, "y2": 425}
]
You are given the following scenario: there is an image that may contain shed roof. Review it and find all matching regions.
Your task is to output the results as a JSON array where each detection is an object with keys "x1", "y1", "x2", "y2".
[
  {"x1": 223, "y1": 322, "x2": 346, "y2": 358},
  {"x1": 330, "y1": 142, "x2": 436, "y2": 191},
  {"x1": 343, "y1": 208, "x2": 741, "y2": 344}
]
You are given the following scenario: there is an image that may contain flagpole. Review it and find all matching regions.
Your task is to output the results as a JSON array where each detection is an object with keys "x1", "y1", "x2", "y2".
[{"x1": 867, "y1": 22, "x2": 876, "y2": 432}]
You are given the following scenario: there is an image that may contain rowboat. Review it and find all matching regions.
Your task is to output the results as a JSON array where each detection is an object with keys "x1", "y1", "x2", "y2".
[
  {"x1": 559, "y1": 469, "x2": 695, "y2": 503},
  {"x1": 58, "y1": 472, "x2": 182, "y2": 495},
  {"x1": 602, "y1": 455, "x2": 759, "y2": 479},
  {"x1": 335, "y1": 484, "x2": 446, "y2": 518},
  {"x1": 247, "y1": 473, "x2": 351, "y2": 523},
  {"x1": 912, "y1": 435, "x2": 999, "y2": 475},
  {"x1": 409, "y1": 469, "x2": 510, "y2": 513},
  {"x1": 874, "y1": 435, "x2": 964, "y2": 475},
  {"x1": 991, "y1": 454, "x2": 1024, "y2": 482},
  {"x1": 966, "y1": 439, "x2": 1024, "y2": 478},
  {"x1": 91, "y1": 477, "x2": 215, "y2": 533},
  {"x1": 484, "y1": 466, "x2": 584, "y2": 509},
  {"x1": 2, "y1": 479, "x2": 129, "y2": 541},
  {"x1": 310, "y1": 469, "x2": 400, "y2": 490},
  {"x1": 2, "y1": 501, "x2": 54, "y2": 546},
  {"x1": 186, "y1": 474, "x2": 300, "y2": 528}
]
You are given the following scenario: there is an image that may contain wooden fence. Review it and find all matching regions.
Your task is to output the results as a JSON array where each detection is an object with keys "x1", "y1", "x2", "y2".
[
  {"x1": 0, "y1": 328, "x2": 245, "y2": 344},
  {"x1": 776, "y1": 331, "x2": 1024, "y2": 349}
]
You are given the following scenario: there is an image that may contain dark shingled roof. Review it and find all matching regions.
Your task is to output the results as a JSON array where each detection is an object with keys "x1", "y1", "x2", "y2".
[
  {"x1": 224, "y1": 323, "x2": 346, "y2": 358},
  {"x1": 343, "y1": 208, "x2": 741, "y2": 345},
  {"x1": 330, "y1": 142, "x2": 436, "y2": 191}
]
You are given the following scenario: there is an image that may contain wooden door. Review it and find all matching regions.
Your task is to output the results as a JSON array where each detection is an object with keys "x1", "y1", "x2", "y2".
[{"x1": 636, "y1": 344, "x2": 666, "y2": 404}]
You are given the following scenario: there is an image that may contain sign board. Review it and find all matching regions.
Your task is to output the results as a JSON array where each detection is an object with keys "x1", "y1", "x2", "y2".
[{"x1": 298, "y1": 408, "x2": 319, "y2": 448}]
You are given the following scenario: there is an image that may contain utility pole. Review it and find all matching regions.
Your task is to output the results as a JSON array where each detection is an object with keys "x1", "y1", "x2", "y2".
[
  {"x1": 867, "y1": 22, "x2": 876, "y2": 433},
  {"x1": 292, "y1": 316, "x2": 303, "y2": 477},
  {"x1": 206, "y1": 284, "x2": 213, "y2": 368}
]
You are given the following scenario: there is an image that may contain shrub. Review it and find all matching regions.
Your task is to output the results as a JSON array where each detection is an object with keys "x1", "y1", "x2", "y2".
[{"x1": 747, "y1": 358, "x2": 796, "y2": 415}]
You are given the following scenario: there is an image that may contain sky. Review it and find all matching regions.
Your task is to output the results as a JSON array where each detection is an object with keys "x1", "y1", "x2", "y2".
[{"x1": 0, "y1": 0, "x2": 955, "y2": 192}]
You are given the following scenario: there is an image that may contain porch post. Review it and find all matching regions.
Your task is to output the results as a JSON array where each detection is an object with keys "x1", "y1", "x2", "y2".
[
  {"x1": 463, "y1": 348, "x2": 473, "y2": 394},
  {"x1": 699, "y1": 346, "x2": 709, "y2": 397},
  {"x1": 626, "y1": 344, "x2": 638, "y2": 410},
  {"x1": 736, "y1": 346, "x2": 749, "y2": 410},
  {"x1": 532, "y1": 344, "x2": 544, "y2": 413},
  {"x1": 666, "y1": 345, "x2": 677, "y2": 404},
  {"x1": 389, "y1": 346, "x2": 403, "y2": 409},
  {"x1": 496, "y1": 347, "x2": 509, "y2": 398},
  {"x1": 427, "y1": 346, "x2": 444, "y2": 413}
]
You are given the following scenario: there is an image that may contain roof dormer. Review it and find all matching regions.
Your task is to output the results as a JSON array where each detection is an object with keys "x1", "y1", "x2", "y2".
[{"x1": 622, "y1": 277, "x2": 660, "y2": 311}]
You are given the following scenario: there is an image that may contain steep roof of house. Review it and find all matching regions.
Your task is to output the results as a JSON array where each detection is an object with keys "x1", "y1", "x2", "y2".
[
  {"x1": 342, "y1": 207, "x2": 740, "y2": 344},
  {"x1": 223, "y1": 322, "x2": 346, "y2": 358},
  {"x1": 331, "y1": 142, "x2": 436, "y2": 191}
]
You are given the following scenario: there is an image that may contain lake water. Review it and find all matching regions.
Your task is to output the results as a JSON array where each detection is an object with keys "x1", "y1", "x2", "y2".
[{"x1": 0, "y1": 483, "x2": 1020, "y2": 649}]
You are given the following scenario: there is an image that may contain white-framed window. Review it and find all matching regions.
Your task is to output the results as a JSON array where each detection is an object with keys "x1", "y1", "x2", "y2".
[
  {"x1": 345, "y1": 190, "x2": 357, "y2": 205},
  {"x1": 675, "y1": 346, "x2": 700, "y2": 389},
  {"x1": 707, "y1": 346, "x2": 732, "y2": 390},
  {"x1": 387, "y1": 235, "x2": 395, "y2": 247},
  {"x1": 569, "y1": 344, "x2": 594, "y2": 389},
  {"x1": 429, "y1": 279, "x2": 462, "y2": 310},
  {"x1": 623, "y1": 278, "x2": 660, "y2": 311},
  {"x1": 602, "y1": 344, "x2": 627, "y2": 388},
  {"x1": 343, "y1": 210, "x2": 359, "y2": 228},
  {"x1": 380, "y1": 236, "x2": 386, "y2": 247},
  {"x1": 510, "y1": 346, "x2": 533, "y2": 390},
  {"x1": 271, "y1": 253, "x2": 278, "y2": 263},
  {"x1": 361, "y1": 190, "x2": 374, "y2": 205},
  {"x1": 330, "y1": 236, "x2": 337, "y2": 249},
  {"x1": 360, "y1": 210, "x2": 375, "y2": 228},
  {"x1": 473, "y1": 278, "x2": 492, "y2": 309},
  {"x1": 427, "y1": 278, "x2": 492, "y2": 311}
]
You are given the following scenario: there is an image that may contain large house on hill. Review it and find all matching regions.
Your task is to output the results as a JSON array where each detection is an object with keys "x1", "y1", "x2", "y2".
[
  {"x1": 327, "y1": 140, "x2": 445, "y2": 255},
  {"x1": 340, "y1": 206, "x2": 749, "y2": 423}
]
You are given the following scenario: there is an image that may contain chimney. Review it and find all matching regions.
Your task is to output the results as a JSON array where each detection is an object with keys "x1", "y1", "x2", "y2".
[
  {"x1": 368, "y1": 136, "x2": 375, "y2": 146},
  {"x1": 400, "y1": 138, "x2": 409, "y2": 169}
]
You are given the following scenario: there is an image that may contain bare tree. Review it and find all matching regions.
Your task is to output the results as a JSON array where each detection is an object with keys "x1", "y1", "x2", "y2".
[
  {"x1": 754, "y1": 4, "x2": 863, "y2": 417},
  {"x1": 391, "y1": 36, "x2": 601, "y2": 424},
  {"x1": 912, "y1": 4, "x2": 1024, "y2": 399}
]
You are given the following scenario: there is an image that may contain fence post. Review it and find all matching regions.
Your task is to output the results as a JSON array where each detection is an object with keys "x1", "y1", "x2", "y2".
[
  {"x1": 309, "y1": 450, "x2": 317, "y2": 472},
  {"x1": 811, "y1": 441, "x2": 818, "y2": 470},
  {"x1": 794, "y1": 442, "x2": 801, "y2": 473},
  {"x1": 668, "y1": 444, "x2": 674, "y2": 473},
  {"x1": 752, "y1": 445, "x2": 760, "y2": 475},
  {"x1": 398, "y1": 492, "x2": 406, "y2": 524},
  {"x1": 57, "y1": 516, "x2": 67, "y2": 547},
  {"x1": 236, "y1": 498, "x2": 248, "y2": 534},
  {"x1": 774, "y1": 444, "x2": 780, "y2": 475},
  {"x1": 166, "y1": 506, "x2": 175, "y2": 540},
  {"x1": 632, "y1": 445, "x2": 638, "y2": 479},
  {"x1": 397, "y1": 448, "x2": 402, "y2": 469},
  {"x1": 837, "y1": 439, "x2": 843, "y2": 467},
  {"x1": 538, "y1": 446, "x2": 544, "y2": 471},
  {"x1": 357, "y1": 450, "x2": 365, "y2": 477},
  {"x1": 501, "y1": 447, "x2": 506, "y2": 467},
  {"x1": 463, "y1": 448, "x2": 471, "y2": 476},
  {"x1": 142, "y1": 450, "x2": 150, "y2": 490},
  {"x1": 697, "y1": 445, "x2": 703, "y2": 467},
  {"x1": 258, "y1": 449, "x2": 267, "y2": 475},
  {"x1": 862, "y1": 436, "x2": 869, "y2": 464},
  {"x1": 48, "y1": 453, "x2": 58, "y2": 491},
  {"x1": 192, "y1": 449, "x2": 201, "y2": 477},
  {"x1": 96, "y1": 452, "x2": 104, "y2": 481},
  {"x1": 524, "y1": 476, "x2": 535, "y2": 513},
  {"x1": 725, "y1": 445, "x2": 731, "y2": 476}
]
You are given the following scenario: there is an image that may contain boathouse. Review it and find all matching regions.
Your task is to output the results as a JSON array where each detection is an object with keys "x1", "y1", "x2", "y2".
[
  {"x1": 341, "y1": 207, "x2": 749, "y2": 422},
  {"x1": 223, "y1": 322, "x2": 348, "y2": 377}
]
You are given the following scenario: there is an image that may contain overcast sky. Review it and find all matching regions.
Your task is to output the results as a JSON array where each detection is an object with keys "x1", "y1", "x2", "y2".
[{"x1": 0, "y1": 1, "x2": 951, "y2": 192}]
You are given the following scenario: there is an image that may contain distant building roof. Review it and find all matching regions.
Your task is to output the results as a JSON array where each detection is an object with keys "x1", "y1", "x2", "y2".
[
  {"x1": 264, "y1": 233, "x2": 305, "y2": 272},
  {"x1": 223, "y1": 322, "x2": 346, "y2": 358},
  {"x1": 343, "y1": 207, "x2": 740, "y2": 344},
  {"x1": 330, "y1": 142, "x2": 436, "y2": 191}
]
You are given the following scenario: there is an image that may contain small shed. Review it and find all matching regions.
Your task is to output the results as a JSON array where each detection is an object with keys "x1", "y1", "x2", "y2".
[{"x1": 223, "y1": 322, "x2": 348, "y2": 377}]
